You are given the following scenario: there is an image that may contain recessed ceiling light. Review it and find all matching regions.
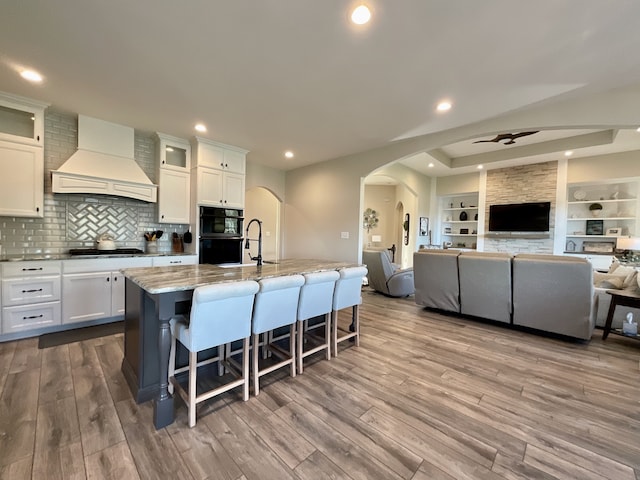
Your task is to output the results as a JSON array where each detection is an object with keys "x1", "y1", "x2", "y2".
[
  {"x1": 477, "y1": 164, "x2": 484, "y2": 170},
  {"x1": 194, "y1": 124, "x2": 207, "y2": 133},
  {"x1": 284, "y1": 151, "x2": 294, "y2": 159},
  {"x1": 428, "y1": 162, "x2": 434, "y2": 168},
  {"x1": 636, "y1": 127, "x2": 640, "y2": 132},
  {"x1": 436, "y1": 101, "x2": 452, "y2": 112},
  {"x1": 351, "y1": 5, "x2": 371, "y2": 24},
  {"x1": 564, "y1": 150, "x2": 573, "y2": 157},
  {"x1": 20, "y1": 69, "x2": 43, "y2": 83}
]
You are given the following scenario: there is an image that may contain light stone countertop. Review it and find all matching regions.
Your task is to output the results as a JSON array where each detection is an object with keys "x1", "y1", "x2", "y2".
[{"x1": 122, "y1": 259, "x2": 360, "y2": 294}]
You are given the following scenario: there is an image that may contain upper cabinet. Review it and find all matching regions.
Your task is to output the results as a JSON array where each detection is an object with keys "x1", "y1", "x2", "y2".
[
  {"x1": 0, "y1": 92, "x2": 47, "y2": 146},
  {"x1": 0, "y1": 93, "x2": 48, "y2": 218},
  {"x1": 191, "y1": 137, "x2": 248, "y2": 208},
  {"x1": 156, "y1": 133, "x2": 191, "y2": 224},
  {"x1": 157, "y1": 132, "x2": 191, "y2": 172}
]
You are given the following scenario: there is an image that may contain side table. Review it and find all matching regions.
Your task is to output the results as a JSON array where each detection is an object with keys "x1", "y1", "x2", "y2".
[{"x1": 602, "y1": 290, "x2": 640, "y2": 340}]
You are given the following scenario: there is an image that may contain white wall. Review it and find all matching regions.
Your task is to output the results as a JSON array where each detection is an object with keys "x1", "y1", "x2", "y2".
[{"x1": 245, "y1": 187, "x2": 280, "y2": 261}]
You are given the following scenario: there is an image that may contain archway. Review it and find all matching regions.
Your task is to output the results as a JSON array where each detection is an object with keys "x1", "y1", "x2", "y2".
[
  {"x1": 395, "y1": 201, "x2": 404, "y2": 264},
  {"x1": 244, "y1": 186, "x2": 282, "y2": 262}
]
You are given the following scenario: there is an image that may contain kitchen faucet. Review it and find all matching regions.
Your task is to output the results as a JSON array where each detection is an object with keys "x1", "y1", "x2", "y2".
[{"x1": 244, "y1": 218, "x2": 263, "y2": 266}]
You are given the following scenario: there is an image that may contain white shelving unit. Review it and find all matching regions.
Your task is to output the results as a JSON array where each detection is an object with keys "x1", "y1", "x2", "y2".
[
  {"x1": 439, "y1": 192, "x2": 479, "y2": 249},
  {"x1": 565, "y1": 180, "x2": 639, "y2": 255}
]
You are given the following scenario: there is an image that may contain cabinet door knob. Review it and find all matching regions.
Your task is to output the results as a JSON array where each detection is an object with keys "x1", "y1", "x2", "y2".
[{"x1": 106, "y1": 277, "x2": 110, "y2": 282}]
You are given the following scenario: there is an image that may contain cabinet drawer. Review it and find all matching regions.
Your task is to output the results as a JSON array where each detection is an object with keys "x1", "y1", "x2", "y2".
[
  {"x1": 3, "y1": 260, "x2": 61, "y2": 277},
  {"x1": 2, "y1": 275, "x2": 61, "y2": 306},
  {"x1": 152, "y1": 255, "x2": 198, "y2": 267},
  {"x1": 2, "y1": 301, "x2": 61, "y2": 334}
]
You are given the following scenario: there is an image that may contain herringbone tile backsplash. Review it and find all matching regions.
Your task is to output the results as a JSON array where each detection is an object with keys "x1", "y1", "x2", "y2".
[
  {"x1": 67, "y1": 201, "x2": 139, "y2": 241},
  {"x1": 0, "y1": 110, "x2": 189, "y2": 256}
]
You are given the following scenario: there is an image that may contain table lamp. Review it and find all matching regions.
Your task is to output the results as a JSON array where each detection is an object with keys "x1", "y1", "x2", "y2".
[{"x1": 616, "y1": 236, "x2": 640, "y2": 262}]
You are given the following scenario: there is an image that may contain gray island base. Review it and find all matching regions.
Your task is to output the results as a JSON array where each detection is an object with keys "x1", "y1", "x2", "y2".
[{"x1": 120, "y1": 259, "x2": 358, "y2": 429}]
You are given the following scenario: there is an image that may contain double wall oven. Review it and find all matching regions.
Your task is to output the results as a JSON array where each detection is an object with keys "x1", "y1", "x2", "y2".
[{"x1": 199, "y1": 207, "x2": 243, "y2": 264}]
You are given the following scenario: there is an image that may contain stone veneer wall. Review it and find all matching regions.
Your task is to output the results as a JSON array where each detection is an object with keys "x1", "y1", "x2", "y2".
[
  {"x1": 484, "y1": 161, "x2": 557, "y2": 254},
  {"x1": 0, "y1": 110, "x2": 188, "y2": 256}
]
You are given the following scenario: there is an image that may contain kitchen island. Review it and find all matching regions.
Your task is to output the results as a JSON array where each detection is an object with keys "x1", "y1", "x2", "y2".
[{"x1": 120, "y1": 259, "x2": 359, "y2": 429}]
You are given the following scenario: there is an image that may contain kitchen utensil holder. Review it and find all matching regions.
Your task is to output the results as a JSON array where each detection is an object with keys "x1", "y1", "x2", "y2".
[{"x1": 146, "y1": 241, "x2": 158, "y2": 254}]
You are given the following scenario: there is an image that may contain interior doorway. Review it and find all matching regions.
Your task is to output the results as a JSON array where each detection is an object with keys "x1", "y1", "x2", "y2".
[{"x1": 244, "y1": 187, "x2": 281, "y2": 262}]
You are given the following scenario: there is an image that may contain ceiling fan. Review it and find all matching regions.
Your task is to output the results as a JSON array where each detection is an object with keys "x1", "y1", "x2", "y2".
[{"x1": 473, "y1": 131, "x2": 539, "y2": 145}]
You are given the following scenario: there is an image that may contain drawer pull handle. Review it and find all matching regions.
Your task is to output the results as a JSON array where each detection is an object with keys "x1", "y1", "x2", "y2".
[
  {"x1": 22, "y1": 267, "x2": 43, "y2": 271},
  {"x1": 170, "y1": 261, "x2": 181, "y2": 264},
  {"x1": 22, "y1": 288, "x2": 43, "y2": 293},
  {"x1": 23, "y1": 314, "x2": 44, "y2": 320}
]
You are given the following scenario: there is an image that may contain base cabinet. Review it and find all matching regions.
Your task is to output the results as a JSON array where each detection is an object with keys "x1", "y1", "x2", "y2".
[
  {"x1": 3, "y1": 301, "x2": 61, "y2": 334},
  {"x1": 1, "y1": 260, "x2": 61, "y2": 335},
  {"x1": 62, "y1": 271, "x2": 113, "y2": 324},
  {"x1": 61, "y1": 257, "x2": 152, "y2": 325}
]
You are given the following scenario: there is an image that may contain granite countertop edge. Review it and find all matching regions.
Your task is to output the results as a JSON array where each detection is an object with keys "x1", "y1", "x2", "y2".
[{"x1": 122, "y1": 259, "x2": 362, "y2": 295}]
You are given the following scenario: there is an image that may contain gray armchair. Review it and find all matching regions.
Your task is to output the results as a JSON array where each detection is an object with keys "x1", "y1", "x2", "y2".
[{"x1": 362, "y1": 250, "x2": 414, "y2": 297}]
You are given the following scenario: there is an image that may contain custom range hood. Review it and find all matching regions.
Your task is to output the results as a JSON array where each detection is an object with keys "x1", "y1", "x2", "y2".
[{"x1": 52, "y1": 115, "x2": 157, "y2": 202}]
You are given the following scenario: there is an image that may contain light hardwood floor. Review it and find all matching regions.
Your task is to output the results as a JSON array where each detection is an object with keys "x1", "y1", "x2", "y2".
[{"x1": 1, "y1": 288, "x2": 639, "y2": 480}]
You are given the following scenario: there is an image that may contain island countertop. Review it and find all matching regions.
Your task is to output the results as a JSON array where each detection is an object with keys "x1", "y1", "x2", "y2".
[{"x1": 121, "y1": 258, "x2": 360, "y2": 294}]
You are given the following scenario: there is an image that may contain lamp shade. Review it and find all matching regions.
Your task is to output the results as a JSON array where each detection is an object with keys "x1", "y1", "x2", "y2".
[{"x1": 616, "y1": 236, "x2": 640, "y2": 250}]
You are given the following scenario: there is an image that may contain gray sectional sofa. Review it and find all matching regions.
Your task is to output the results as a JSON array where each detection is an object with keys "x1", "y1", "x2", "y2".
[{"x1": 414, "y1": 249, "x2": 597, "y2": 340}]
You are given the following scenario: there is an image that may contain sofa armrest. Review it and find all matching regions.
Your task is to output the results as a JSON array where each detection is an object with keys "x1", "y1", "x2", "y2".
[{"x1": 387, "y1": 269, "x2": 415, "y2": 297}]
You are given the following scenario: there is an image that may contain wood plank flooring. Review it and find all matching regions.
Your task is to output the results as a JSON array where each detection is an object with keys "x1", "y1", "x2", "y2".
[{"x1": 1, "y1": 288, "x2": 639, "y2": 480}]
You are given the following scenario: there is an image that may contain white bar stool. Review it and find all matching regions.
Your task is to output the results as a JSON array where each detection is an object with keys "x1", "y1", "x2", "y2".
[
  {"x1": 297, "y1": 270, "x2": 340, "y2": 374},
  {"x1": 168, "y1": 280, "x2": 259, "y2": 427},
  {"x1": 331, "y1": 266, "x2": 368, "y2": 356},
  {"x1": 252, "y1": 274, "x2": 305, "y2": 396}
]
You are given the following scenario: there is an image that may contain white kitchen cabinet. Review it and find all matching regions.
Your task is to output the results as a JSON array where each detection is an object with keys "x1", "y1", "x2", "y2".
[
  {"x1": 62, "y1": 271, "x2": 113, "y2": 323},
  {"x1": 195, "y1": 167, "x2": 245, "y2": 208},
  {"x1": 156, "y1": 133, "x2": 191, "y2": 224},
  {"x1": 1, "y1": 260, "x2": 61, "y2": 334},
  {"x1": 192, "y1": 137, "x2": 247, "y2": 208},
  {"x1": 193, "y1": 138, "x2": 246, "y2": 174},
  {"x1": 0, "y1": 92, "x2": 47, "y2": 146},
  {"x1": 0, "y1": 139, "x2": 44, "y2": 217},
  {"x1": 62, "y1": 257, "x2": 152, "y2": 324},
  {"x1": 158, "y1": 168, "x2": 190, "y2": 223}
]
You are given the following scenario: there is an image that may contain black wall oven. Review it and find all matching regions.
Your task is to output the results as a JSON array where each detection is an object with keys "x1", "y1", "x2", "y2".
[{"x1": 199, "y1": 207, "x2": 243, "y2": 264}]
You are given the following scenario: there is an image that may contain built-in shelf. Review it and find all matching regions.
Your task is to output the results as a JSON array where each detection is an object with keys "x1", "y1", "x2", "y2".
[
  {"x1": 566, "y1": 180, "x2": 639, "y2": 253},
  {"x1": 439, "y1": 192, "x2": 479, "y2": 250}
]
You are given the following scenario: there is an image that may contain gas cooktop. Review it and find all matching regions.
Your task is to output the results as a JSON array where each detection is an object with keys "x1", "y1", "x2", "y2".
[{"x1": 68, "y1": 248, "x2": 144, "y2": 256}]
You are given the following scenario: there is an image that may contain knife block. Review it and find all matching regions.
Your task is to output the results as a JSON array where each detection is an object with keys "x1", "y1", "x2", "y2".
[{"x1": 172, "y1": 236, "x2": 184, "y2": 253}]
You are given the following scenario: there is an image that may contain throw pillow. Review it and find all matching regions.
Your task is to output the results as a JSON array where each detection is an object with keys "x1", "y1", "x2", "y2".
[
  {"x1": 607, "y1": 263, "x2": 638, "y2": 288},
  {"x1": 593, "y1": 272, "x2": 626, "y2": 289},
  {"x1": 600, "y1": 277, "x2": 624, "y2": 289}
]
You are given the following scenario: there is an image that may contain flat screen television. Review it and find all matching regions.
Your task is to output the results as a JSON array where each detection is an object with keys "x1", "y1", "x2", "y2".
[{"x1": 488, "y1": 202, "x2": 551, "y2": 232}]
